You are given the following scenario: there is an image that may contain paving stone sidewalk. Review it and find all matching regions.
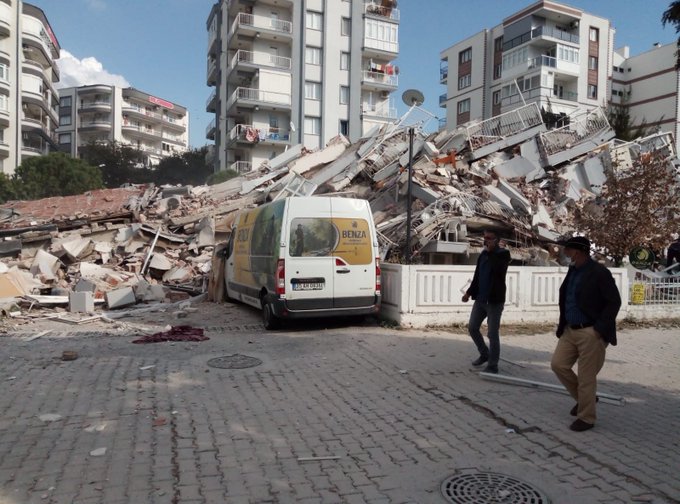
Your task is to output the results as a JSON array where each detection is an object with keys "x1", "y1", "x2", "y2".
[{"x1": 0, "y1": 308, "x2": 678, "y2": 504}]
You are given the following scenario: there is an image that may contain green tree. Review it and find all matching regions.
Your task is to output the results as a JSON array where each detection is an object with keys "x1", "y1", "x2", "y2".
[
  {"x1": 12, "y1": 152, "x2": 104, "y2": 200},
  {"x1": 606, "y1": 98, "x2": 649, "y2": 142},
  {"x1": 662, "y1": 1, "x2": 680, "y2": 69},
  {"x1": 573, "y1": 150, "x2": 680, "y2": 266},
  {"x1": 207, "y1": 169, "x2": 239, "y2": 186},
  {"x1": 79, "y1": 141, "x2": 154, "y2": 187},
  {"x1": 0, "y1": 173, "x2": 16, "y2": 204},
  {"x1": 154, "y1": 147, "x2": 213, "y2": 186}
]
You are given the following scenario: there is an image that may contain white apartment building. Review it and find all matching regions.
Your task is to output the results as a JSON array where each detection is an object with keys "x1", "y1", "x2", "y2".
[
  {"x1": 206, "y1": 0, "x2": 399, "y2": 174},
  {"x1": 611, "y1": 43, "x2": 680, "y2": 153},
  {"x1": 439, "y1": 0, "x2": 613, "y2": 130},
  {"x1": 0, "y1": 0, "x2": 60, "y2": 175},
  {"x1": 56, "y1": 85, "x2": 189, "y2": 167}
]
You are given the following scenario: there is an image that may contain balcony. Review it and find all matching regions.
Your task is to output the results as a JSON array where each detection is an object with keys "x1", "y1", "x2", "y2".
[
  {"x1": 207, "y1": 58, "x2": 217, "y2": 86},
  {"x1": 440, "y1": 65, "x2": 448, "y2": 83},
  {"x1": 228, "y1": 124, "x2": 290, "y2": 146},
  {"x1": 503, "y1": 25, "x2": 579, "y2": 51},
  {"x1": 122, "y1": 103, "x2": 162, "y2": 123},
  {"x1": 0, "y1": 1, "x2": 10, "y2": 37},
  {"x1": 439, "y1": 93, "x2": 447, "y2": 107},
  {"x1": 364, "y1": 3, "x2": 400, "y2": 22},
  {"x1": 227, "y1": 50, "x2": 292, "y2": 83},
  {"x1": 0, "y1": 141, "x2": 9, "y2": 158},
  {"x1": 79, "y1": 118, "x2": 112, "y2": 131},
  {"x1": 122, "y1": 122, "x2": 159, "y2": 140},
  {"x1": 226, "y1": 87, "x2": 291, "y2": 114},
  {"x1": 79, "y1": 100, "x2": 112, "y2": 112},
  {"x1": 206, "y1": 118, "x2": 216, "y2": 140},
  {"x1": 206, "y1": 89, "x2": 217, "y2": 113},
  {"x1": 162, "y1": 115, "x2": 186, "y2": 132},
  {"x1": 502, "y1": 86, "x2": 578, "y2": 108},
  {"x1": 361, "y1": 100, "x2": 397, "y2": 120},
  {"x1": 227, "y1": 0, "x2": 293, "y2": 15},
  {"x1": 230, "y1": 161, "x2": 252, "y2": 174},
  {"x1": 229, "y1": 12, "x2": 293, "y2": 44},
  {"x1": 361, "y1": 70, "x2": 397, "y2": 91},
  {"x1": 363, "y1": 35, "x2": 399, "y2": 59}
]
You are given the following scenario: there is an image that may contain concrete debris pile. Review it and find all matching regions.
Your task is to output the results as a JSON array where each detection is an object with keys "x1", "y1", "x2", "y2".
[{"x1": 0, "y1": 102, "x2": 677, "y2": 322}]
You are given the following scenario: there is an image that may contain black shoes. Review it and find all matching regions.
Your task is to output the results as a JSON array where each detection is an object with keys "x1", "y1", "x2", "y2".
[
  {"x1": 570, "y1": 419, "x2": 594, "y2": 432},
  {"x1": 482, "y1": 365, "x2": 498, "y2": 374},
  {"x1": 570, "y1": 397, "x2": 599, "y2": 416},
  {"x1": 471, "y1": 355, "x2": 488, "y2": 367}
]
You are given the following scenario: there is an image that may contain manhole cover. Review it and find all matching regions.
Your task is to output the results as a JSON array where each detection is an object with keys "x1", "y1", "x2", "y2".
[
  {"x1": 207, "y1": 354, "x2": 262, "y2": 369},
  {"x1": 441, "y1": 471, "x2": 550, "y2": 503}
]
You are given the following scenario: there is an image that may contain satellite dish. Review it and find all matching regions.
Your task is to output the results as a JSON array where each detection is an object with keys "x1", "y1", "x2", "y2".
[{"x1": 402, "y1": 89, "x2": 424, "y2": 107}]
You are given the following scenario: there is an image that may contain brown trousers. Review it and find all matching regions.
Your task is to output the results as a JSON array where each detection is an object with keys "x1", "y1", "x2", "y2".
[{"x1": 551, "y1": 326, "x2": 607, "y2": 424}]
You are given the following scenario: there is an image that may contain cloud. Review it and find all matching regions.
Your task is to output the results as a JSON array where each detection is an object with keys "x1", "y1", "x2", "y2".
[
  {"x1": 84, "y1": 0, "x2": 106, "y2": 11},
  {"x1": 55, "y1": 50, "x2": 130, "y2": 89}
]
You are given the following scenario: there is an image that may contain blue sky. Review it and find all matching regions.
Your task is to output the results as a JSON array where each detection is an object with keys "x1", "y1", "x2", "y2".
[{"x1": 29, "y1": 0, "x2": 677, "y2": 148}]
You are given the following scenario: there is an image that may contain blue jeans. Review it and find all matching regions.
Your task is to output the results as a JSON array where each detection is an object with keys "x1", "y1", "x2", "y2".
[{"x1": 468, "y1": 300, "x2": 505, "y2": 366}]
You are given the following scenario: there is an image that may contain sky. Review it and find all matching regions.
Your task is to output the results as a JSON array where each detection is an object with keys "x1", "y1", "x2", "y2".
[{"x1": 28, "y1": 0, "x2": 678, "y2": 149}]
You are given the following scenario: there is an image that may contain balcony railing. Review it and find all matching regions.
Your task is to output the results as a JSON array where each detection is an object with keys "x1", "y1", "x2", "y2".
[
  {"x1": 230, "y1": 161, "x2": 252, "y2": 174},
  {"x1": 502, "y1": 86, "x2": 578, "y2": 107},
  {"x1": 364, "y1": 37, "x2": 399, "y2": 54},
  {"x1": 231, "y1": 50, "x2": 292, "y2": 72},
  {"x1": 466, "y1": 103, "x2": 544, "y2": 153},
  {"x1": 229, "y1": 124, "x2": 290, "y2": 143},
  {"x1": 503, "y1": 24, "x2": 579, "y2": 51},
  {"x1": 79, "y1": 100, "x2": 111, "y2": 109},
  {"x1": 528, "y1": 55, "x2": 557, "y2": 69},
  {"x1": 538, "y1": 107, "x2": 611, "y2": 157},
  {"x1": 206, "y1": 118, "x2": 216, "y2": 137},
  {"x1": 362, "y1": 70, "x2": 398, "y2": 87},
  {"x1": 231, "y1": 12, "x2": 292, "y2": 36},
  {"x1": 230, "y1": 87, "x2": 291, "y2": 106},
  {"x1": 206, "y1": 89, "x2": 216, "y2": 110},
  {"x1": 361, "y1": 101, "x2": 397, "y2": 119},
  {"x1": 439, "y1": 93, "x2": 447, "y2": 106},
  {"x1": 440, "y1": 66, "x2": 448, "y2": 81},
  {"x1": 364, "y1": 3, "x2": 400, "y2": 21}
]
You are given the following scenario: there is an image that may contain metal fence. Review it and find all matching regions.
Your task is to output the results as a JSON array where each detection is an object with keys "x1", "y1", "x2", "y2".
[{"x1": 630, "y1": 277, "x2": 680, "y2": 305}]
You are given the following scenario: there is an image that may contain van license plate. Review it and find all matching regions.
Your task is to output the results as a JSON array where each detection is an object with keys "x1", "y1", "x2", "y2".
[{"x1": 293, "y1": 282, "x2": 324, "y2": 291}]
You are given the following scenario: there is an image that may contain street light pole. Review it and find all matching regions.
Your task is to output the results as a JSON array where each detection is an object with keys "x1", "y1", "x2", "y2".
[{"x1": 405, "y1": 126, "x2": 414, "y2": 264}]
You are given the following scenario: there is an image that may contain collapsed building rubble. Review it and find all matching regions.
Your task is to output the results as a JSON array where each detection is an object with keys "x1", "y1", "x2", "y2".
[{"x1": 0, "y1": 102, "x2": 678, "y2": 323}]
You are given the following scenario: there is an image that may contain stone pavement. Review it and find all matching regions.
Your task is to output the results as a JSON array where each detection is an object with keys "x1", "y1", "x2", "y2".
[{"x1": 0, "y1": 303, "x2": 678, "y2": 504}]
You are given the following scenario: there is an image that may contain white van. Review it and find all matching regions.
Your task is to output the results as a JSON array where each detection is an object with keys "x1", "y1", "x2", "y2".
[{"x1": 224, "y1": 196, "x2": 381, "y2": 329}]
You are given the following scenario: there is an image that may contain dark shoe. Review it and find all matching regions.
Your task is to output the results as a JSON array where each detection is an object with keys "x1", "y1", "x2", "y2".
[
  {"x1": 569, "y1": 419, "x2": 594, "y2": 432},
  {"x1": 482, "y1": 365, "x2": 498, "y2": 374},
  {"x1": 471, "y1": 355, "x2": 488, "y2": 367},
  {"x1": 570, "y1": 397, "x2": 598, "y2": 416}
]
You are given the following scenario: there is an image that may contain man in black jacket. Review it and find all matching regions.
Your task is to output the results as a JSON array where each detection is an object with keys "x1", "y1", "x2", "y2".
[
  {"x1": 462, "y1": 229, "x2": 511, "y2": 374},
  {"x1": 551, "y1": 236, "x2": 621, "y2": 432}
]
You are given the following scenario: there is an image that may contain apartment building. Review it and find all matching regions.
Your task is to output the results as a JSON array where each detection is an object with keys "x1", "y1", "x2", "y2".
[
  {"x1": 56, "y1": 85, "x2": 189, "y2": 166},
  {"x1": 0, "y1": 0, "x2": 60, "y2": 175},
  {"x1": 439, "y1": 0, "x2": 613, "y2": 130},
  {"x1": 611, "y1": 43, "x2": 680, "y2": 153},
  {"x1": 206, "y1": 0, "x2": 399, "y2": 174}
]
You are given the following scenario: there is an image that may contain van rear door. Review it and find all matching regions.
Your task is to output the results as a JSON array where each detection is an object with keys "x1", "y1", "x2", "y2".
[
  {"x1": 284, "y1": 199, "x2": 334, "y2": 310},
  {"x1": 330, "y1": 198, "x2": 377, "y2": 309}
]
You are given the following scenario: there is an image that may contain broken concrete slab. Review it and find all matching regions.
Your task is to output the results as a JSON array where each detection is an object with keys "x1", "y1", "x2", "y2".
[
  {"x1": 149, "y1": 253, "x2": 173, "y2": 271},
  {"x1": 106, "y1": 287, "x2": 136, "y2": 309},
  {"x1": 69, "y1": 291, "x2": 94, "y2": 313}
]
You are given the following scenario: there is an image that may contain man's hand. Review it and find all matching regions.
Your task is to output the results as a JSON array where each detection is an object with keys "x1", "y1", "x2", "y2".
[
  {"x1": 462, "y1": 293, "x2": 470, "y2": 303},
  {"x1": 498, "y1": 239, "x2": 507, "y2": 248}
]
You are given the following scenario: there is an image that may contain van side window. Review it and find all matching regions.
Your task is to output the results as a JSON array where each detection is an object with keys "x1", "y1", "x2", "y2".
[{"x1": 289, "y1": 218, "x2": 338, "y2": 257}]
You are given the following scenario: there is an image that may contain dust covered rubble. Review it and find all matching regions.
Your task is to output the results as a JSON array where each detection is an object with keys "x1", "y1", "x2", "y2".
[{"x1": 0, "y1": 104, "x2": 677, "y2": 326}]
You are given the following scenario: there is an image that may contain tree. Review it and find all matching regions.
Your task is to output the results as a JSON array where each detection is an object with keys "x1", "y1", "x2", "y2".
[
  {"x1": 79, "y1": 141, "x2": 154, "y2": 187},
  {"x1": 573, "y1": 150, "x2": 680, "y2": 266},
  {"x1": 207, "y1": 169, "x2": 239, "y2": 186},
  {"x1": 154, "y1": 147, "x2": 213, "y2": 186},
  {"x1": 11, "y1": 152, "x2": 104, "y2": 200},
  {"x1": 0, "y1": 173, "x2": 16, "y2": 204},
  {"x1": 606, "y1": 99, "x2": 649, "y2": 142},
  {"x1": 662, "y1": 1, "x2": 680, "y2": 69}
]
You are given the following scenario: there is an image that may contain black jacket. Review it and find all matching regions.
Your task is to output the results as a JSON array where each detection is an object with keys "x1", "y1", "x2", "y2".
[
  {"x1": 466, "y1": 248, "x2": 511, "y2": 303},
  {"x1": 557, "y1": 259, "x2": 622, "y2": 345}
]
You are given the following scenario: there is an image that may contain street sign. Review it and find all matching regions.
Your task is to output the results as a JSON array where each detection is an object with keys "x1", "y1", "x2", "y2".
[{"x1": 629, "y1": 246, "x2": 655, "y2": 270}]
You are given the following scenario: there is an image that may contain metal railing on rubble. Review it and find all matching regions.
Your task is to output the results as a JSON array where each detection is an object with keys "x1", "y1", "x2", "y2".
[
  {"x1": 465, "y1": 103, "x2": 543, "y2": 155},
  {"x1": 630, "y1": 267, "x2": 680, "y2": 305},
  {"x1": 537, "y1": 107, "x2": 611, "y2": 157}
]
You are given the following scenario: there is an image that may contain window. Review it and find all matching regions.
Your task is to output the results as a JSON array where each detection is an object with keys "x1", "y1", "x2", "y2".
[
  {"x1": 0, "y1": 93, "x2": 7, "y2": 112},
  {"x1": 557, "y1": 45, "x2": 579, "y2": 63},
  {"x1": 305, "y1": 81, "x2": 321, "y2": 100},
  {"x1": 304, "y1": 116, "x2": 321, "y2": 135},
  {"x1": 459, "y1": 48, "x2": 472, "y2": 64},
  {"x1": 589, "y1": 27, "x2": 599, "y2": 42},
  {"x1": 457, "y1": 99, "x2": 470, "y2": 114},
  {"x1": 494, "y1": 37, "x2": 503, "y2": 52},
  {"x1": 0, "y1": 63, "x2": 9, "y2": 82},
  {"x1": 589, "y1": 56, "x2": 598, "y2": 70},
  {"x1": 340, "y1": 52, "x2": 350, "y2": 70},
  {"x1": 340, "y1": 86, "x2": 349, "y2": 104},
  {"x1": 59, "y1": 115, "x2": 71, "y2": 126},
  {"x1": 340, "y1": 120, "x2": 349, "y2": 136},
  {"x1": 306, "y1": 11, "x2": 322, "y2": 30},
  {"x1": 59, "y1": 96, "x2": 71, "y2": 107},
  {"x1": 588, "y1": 84, "x2": 598, "y2": 99},
  {"x1": 341, "y1": 17, "x2": 351, "y2": 36},
  {"x1": 458, "y1": 74, "x2": 471, "y2": 90},
  {"x1": 305, "y1": 47, "x2": 322, "y2": 65},
  {"x1": 494, "y1": 63, "x2": 502, "y2": 79},
  {"x1": 269, "y1": 115, "x2": 279, "y2": 129},
  {"x1": 493, "y1": 90, "x2": 501, "y2": 105}
]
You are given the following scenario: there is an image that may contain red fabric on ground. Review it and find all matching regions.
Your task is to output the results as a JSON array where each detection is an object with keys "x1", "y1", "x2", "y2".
[{"x1": 132, "y1": 325, "x2": 208, "y2": 344}]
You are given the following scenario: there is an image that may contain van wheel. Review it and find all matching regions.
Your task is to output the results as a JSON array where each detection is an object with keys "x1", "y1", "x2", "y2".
[{"x1": 262, "y1": 302, "x2": 280, "y2": 330}]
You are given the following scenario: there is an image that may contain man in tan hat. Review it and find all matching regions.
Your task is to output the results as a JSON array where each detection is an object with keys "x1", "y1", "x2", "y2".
[{"x1": 551, "y1": 236, "x2": 621, "y2": 432}]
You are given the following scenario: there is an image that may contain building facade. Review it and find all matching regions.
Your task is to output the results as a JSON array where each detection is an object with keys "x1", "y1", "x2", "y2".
[
  {"x1": 439, "y1": 0, "x2": 613, "y2": 130},
  {"x1": 56, "y1": 85, "x2": 189, "y2": 166},
  {"x1": 206, "y1": 0, "x2": 399, "y2": 174},
  {"x1": 0, "y1": 0, "x2": 60, "y2": 175},
  {"x1": 611, "y1": 43, "x2": 680, "y2": 153}
]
